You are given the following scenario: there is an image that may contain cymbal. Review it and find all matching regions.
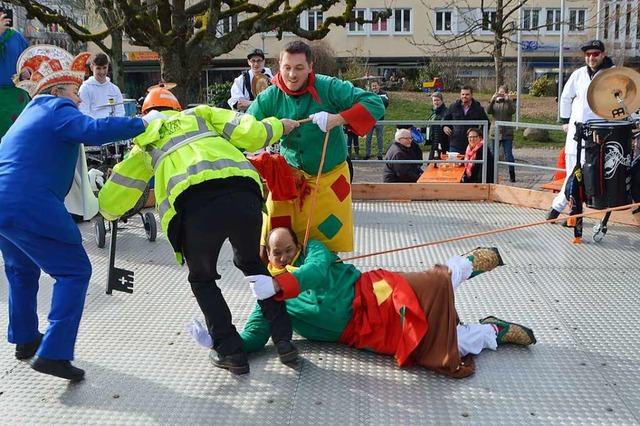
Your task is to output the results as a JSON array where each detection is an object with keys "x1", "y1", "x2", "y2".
[
  {"x1": 147, "y1": 81, "x2": 176, "y2": 92},
  {"x1": 587, "y1": 67, "x2": 640, "y2": 120},
  {"x1": 96, "y1": 102, "x2": 125, "y2": 108}
]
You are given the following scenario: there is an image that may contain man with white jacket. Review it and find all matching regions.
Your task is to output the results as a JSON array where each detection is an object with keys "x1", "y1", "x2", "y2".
[
  {"x1": 547, "y1": 40, "x2": 614, "y2": 220},
  {"x1": 78, "y1": 53, "x2": 125, "y2": 118}
]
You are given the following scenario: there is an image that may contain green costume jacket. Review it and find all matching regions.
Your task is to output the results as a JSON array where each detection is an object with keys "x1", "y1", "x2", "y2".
[
  {"x1": 247, "y1": 74, "x2": 385, "y2": 175},
  {"x1": 241, "y1": 240, "x2": 361, "y2": 352}
]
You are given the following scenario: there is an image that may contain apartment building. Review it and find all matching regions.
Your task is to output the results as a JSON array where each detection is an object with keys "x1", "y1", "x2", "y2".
[{"x1": 4, "y1": 1, "x2": 636, "y2": 96}]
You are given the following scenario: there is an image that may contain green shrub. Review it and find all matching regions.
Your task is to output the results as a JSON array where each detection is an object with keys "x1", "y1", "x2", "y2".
[
  {"x1": 207, "y1": 81, "x2": 233, "y2": 105},
  {"x1": 530, "y1": 77, "x2": 554, "y2": 97}
]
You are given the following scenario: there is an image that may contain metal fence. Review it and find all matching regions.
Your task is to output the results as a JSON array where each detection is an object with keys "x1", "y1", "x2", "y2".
[{"x1": 352, "y1": 119, "x2": 564, "y2": 184}]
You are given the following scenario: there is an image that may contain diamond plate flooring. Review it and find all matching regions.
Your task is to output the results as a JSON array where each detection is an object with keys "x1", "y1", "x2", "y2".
[{"x1": 1, "y1": 201, "x2": 639, "y2": 425}]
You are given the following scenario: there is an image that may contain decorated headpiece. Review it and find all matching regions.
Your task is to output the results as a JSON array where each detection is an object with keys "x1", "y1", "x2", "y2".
[{"x1": 15, "y1": 45, "x2": 88, "y2": 97}]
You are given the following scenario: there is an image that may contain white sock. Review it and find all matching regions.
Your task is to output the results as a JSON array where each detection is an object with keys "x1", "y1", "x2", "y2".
[{"x1": 445, "y1": 256, "x2": 473, "y2": 291}]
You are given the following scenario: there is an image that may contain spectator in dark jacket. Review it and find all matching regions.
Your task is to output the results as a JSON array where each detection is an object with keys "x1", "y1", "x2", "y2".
[
  {"x1": 383, "y1": 128, "x2": 424, "y2": 183},
  {"x1": 443, "y1": 85, "x2": 490, "y2": 154},
  {"x1": 427, "y1": 92, "x2": 449, "y2": 160},
  {"x1": 461, "y1": 128, "x2": 494, "y2": 183}
]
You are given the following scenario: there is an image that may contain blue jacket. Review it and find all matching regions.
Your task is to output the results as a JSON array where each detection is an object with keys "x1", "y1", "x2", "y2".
[{"x1": 0, "y1": 95, "x2": 145, "y2": 243}]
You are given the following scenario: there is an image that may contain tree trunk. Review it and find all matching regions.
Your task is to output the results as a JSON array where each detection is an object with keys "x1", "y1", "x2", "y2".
[
  {"x1": 160, "y1": 49, "x2": 204, "y2": 108},
  {"x1": 110, "y1": 30, "x2": 125, "y2": 92}
]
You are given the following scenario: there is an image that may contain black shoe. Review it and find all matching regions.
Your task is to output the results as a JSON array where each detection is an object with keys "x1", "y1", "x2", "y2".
[
  {"x1": 363, "y1": 155, "x2": 371, "y2": 160},
  {"x1": 31, "y1": 356, "x2": 85, "y2": 381},
  {"x1": 275, "y1": 340, "x2": 299, "y2": 364},
  {"x1": 546, "y1": 208, "x2": 560, "y2": 221},
  {"x1": 209, "y1": 351, "x2": 250, "y2": 375},
  {"x1": 377, "y1": 154, "x2": 383, "y2": 160},
  {"x1": 15, "y1": 333, "x2": 43, "y2": 360},
  {"x1": 509, "y1": 171, "x2": 516, "y2": 183}
]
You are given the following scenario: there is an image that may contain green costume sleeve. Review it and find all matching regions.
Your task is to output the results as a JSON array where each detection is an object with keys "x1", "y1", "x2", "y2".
[
  {"x1": 240, "y1": 302, "x2": 271, "y2": 353},
  {"x1": 98, "y1": 145, "x2": 154, "y2": 221},
  {"x1": 290, "y1": 240, "x2": 339, "y2": 291}
]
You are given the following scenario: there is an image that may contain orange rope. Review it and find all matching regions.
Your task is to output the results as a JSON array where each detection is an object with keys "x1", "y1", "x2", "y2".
[
  {"x1": 339, "y1": 202, "x2": 640, "y2": 263},
  {"x1": 302, "y1": 130, "x2": 331, "y2": 254}
]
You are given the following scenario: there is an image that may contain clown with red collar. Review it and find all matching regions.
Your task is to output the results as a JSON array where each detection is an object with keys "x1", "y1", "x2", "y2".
[
  {"x1": 247, "y1": 40, "x2": 385, "y2": 256},
  {"x1": 0, "y1": 45, "x2": 147, "y2": 382}
]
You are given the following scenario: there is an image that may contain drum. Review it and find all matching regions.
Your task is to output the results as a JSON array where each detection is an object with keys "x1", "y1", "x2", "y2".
[
  {"x1": 582, "y1": 120, "x2": 633, "y2": 209},
  {"x1": 123, "y1": 99, "x2": 137, "y2": 117}
]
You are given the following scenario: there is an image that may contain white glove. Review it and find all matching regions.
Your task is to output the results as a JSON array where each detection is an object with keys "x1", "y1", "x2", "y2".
[
  {"x1": 309, "y1": 111, "x2": 329, "y2": 132},
  {"x1": 445, "y1": 256, "x2": 473, "y2": 291},
  {"x1": 142, "y1": 109, "x2": 167, "y2": 125},
  {"x1": 88, "y1": 168, "x2": 104, "y2": 192},
  {"x1": 243, "y1": 274, "x2": 276, "y2": 300},
  {"x1": 184, "y1": 318, "x2": 213, "y2": 349}
]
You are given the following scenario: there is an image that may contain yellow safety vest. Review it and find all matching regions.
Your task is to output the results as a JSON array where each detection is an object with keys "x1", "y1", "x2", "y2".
[{"x1": 98, "y1": 105, "x2": 283, "y2": 263}]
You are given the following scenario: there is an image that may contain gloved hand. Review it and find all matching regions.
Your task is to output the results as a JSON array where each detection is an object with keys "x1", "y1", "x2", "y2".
[
  {"x1": 88, "y1": 168, "x2": 105, "y2": 192},
  {"x1": 243, "y1": 274, "x2": 276, "y2": 300},
  {"x1": 445, "y1": 256, "x2": 473, "y2": 291},
  {"x1": 309, "y1": 111, "x2": 329, "y2": 132},
  {"x1": 184, "y1": 317, "x2": 213, "y2": 349},
  {"x1": 142, "y1": 109, "x2": 167, "y2": 125}
]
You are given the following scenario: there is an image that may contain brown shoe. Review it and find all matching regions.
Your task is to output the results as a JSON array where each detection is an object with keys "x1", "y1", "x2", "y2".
[{"x1": 480, "y1": 316, "x2": 537, "y2": 346}]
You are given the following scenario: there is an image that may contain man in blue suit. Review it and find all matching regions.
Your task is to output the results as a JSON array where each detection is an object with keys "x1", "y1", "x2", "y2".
[{"x1": 0, "y1": 47, "x2": 149, "y2": 381}]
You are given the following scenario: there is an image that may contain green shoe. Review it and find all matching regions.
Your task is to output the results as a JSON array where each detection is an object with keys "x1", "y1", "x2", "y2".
[
  {"x1": 462, "y1": 247, "x2": 504, "y2": 278},
  {"x1": 480, "y1": 316, "x2": 537, "y2": 346}
]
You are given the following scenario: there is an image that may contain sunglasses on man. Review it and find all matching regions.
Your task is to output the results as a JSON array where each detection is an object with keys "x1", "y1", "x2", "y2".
[{"x1": 584, "y1": 51, "x2": 601, "y2": 58}]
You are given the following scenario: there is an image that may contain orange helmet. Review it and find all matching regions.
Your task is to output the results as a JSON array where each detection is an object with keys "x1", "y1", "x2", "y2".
[{"x1": 142, "y1": 88, "x2": 181, "y2": 115}]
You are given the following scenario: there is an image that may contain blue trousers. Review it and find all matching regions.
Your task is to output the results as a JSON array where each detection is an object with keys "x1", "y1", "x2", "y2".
[
  {"x1": 365, "y1": 124, "x2": 385, "y2": 157},
  {"x1": 0, "y1": 206, "x2": 91, "y2": 360}
]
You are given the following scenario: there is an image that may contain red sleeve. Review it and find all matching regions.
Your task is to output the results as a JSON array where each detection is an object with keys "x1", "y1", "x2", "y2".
[
  {"x1": 341, "y1": 103, "x2": 377, "y2": 137},
  {"x1": 274, "y1": 272, "x2": 301, "y2": 300}
]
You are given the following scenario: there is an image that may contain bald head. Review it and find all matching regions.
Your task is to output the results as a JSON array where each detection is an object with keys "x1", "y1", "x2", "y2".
[{"x1": 266, "y1": 227, "x2": 300, "y2": 269}]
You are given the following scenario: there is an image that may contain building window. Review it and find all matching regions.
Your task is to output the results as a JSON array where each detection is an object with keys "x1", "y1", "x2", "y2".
[
  {"x1": 435, "y1": 10, "x2": 452, "y2": 33},
  {"x1": 522, "y1": 8, "x2": 540, "y2": 31},
  {"x1": 394, "y1": 8, "x2": 411, "y2": 33},
  {"x1": 348, "y1": 8, "x2": 366, "y2": 33},
  {"x1": 371, "y1": 9, "x2": 389, "y2": 33},
  {"x1": 307, "y1": 10, "x2": 323, "y2": 31},
  {"x1": 569, "y1": 9, "x2": 586, "y2": 32},
  {"x1": 482, "y1": 10, "x2": 496, "y2": 32},
  {"x1": 546, "y1": 8, "x2": 561, "y2": 32},
  {"x1": 217, "y1": 15, "x2": 238, "y2": 35}
]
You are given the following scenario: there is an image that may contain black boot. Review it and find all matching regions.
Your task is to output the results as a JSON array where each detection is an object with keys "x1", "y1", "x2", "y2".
[
  {"x1": 15, "y1": 333, "x2": 43, "y2": 360},
  {"x1": 275, "y1": 340, "x2": 299, "y2": 364},
  {"x1": 31, "y1": 356, "x2": 85, "y2": 381},
  {"x1": 209, "y1": 350, "x2": 250, "y2": 375},
  {"x1": 509, "y1": 170, "x2": 516, "y2": 183},
  {"x1": 546, "y1": 208, "x2": 560, "y2": 221}
]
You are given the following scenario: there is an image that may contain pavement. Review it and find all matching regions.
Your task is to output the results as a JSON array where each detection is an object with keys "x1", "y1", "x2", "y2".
[{"x1": 1, "y1": 195, "x2": 639, "y2": 425}]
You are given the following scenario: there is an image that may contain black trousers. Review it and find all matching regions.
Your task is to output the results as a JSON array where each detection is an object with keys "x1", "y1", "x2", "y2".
[{"x1": 180, "y1": 188, "x2": 292, "y2": 356}]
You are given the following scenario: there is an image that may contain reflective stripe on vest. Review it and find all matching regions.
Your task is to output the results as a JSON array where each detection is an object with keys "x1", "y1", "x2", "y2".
[
  {"x1": 108, "y1": 171, "x2": 148, "y2": 192},
  {"x1": 157, "y1": 158, "x2": 258, "y2": 220},
  {"x1": 147, "y1": 116, "x2": 217, "y2": 169},
  {"x1": 221, "y1": 112, "x2": 275, "y2": 150}
]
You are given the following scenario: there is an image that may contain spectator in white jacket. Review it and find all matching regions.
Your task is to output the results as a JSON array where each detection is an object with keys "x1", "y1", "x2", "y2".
[
  {"x1": 227, "y1": 48, "x2": 273, "y2": 112},
  {"x1": 546, "y1": 40, "x2": 614, "y2": 221},
  {"x1": 78, "y1": 53, "x2": 125, "y2": 118}
]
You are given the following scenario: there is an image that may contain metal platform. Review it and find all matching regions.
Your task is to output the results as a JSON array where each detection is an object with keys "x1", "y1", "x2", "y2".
[{"x1": 1, "y1": 201, "x2": 639, "y2": 425}]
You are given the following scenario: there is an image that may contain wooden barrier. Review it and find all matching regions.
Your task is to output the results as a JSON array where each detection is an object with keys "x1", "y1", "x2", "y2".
[{"x1": 351, "y1": 183, "x2": 640, "y2": 227}]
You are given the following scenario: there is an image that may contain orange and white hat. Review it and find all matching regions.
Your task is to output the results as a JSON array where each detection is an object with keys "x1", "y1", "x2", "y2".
[{"x1": 15, "y1": 45, "x2": 88, "y2": 97}]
